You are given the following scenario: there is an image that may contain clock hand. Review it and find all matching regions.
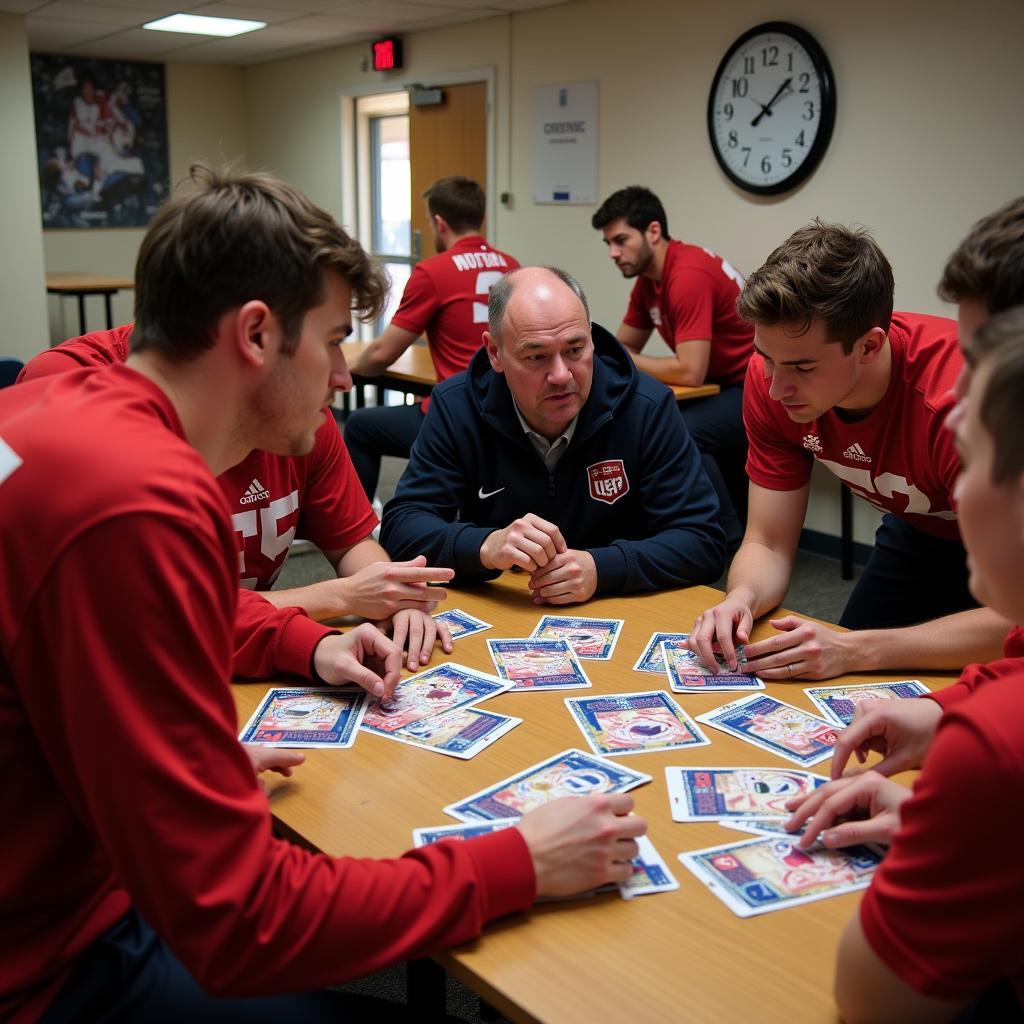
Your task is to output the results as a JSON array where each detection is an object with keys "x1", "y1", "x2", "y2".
[{"x1": 750, "y1": 77, "x2": 793, "y2": 127}]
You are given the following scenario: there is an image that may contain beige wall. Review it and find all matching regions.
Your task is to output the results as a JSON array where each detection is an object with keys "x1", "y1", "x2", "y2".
[
  {"x1": 0, "y1": 14, "x2": 49, "y2": 362},
  {"x1": 42, "y1": 62, "x2": 247, "y2": 344}
]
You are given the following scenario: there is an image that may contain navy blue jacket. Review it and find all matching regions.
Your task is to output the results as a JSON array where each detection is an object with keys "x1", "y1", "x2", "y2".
[{"x1": 381, "y1": 325, "x2": 725, "y2": 594}]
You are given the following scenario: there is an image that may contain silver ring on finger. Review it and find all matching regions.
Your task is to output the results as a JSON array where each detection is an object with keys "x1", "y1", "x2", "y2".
[{"x1": 787, "y1": 663, "x2": 795, "y2": 678}]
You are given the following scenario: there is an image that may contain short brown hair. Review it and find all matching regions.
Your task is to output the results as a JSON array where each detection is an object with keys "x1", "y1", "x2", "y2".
[
  {"x1": 133, "y1": 164, "x2": 387, "y2": 361},
  {"x1": 423, "y1": 176, "x2": 485, "y2": 234},
  {"x1": 973, "y1": 305, "x2": 1024, "y2": 484},
  {"x1": 737, "y1": 219, "x2": 894, "y2": 353},
  {"x1": 938, "y1": 196, "x2": 1024, "y2": 313}
]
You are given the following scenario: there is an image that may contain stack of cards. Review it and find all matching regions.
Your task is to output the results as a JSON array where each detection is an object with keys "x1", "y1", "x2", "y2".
[
  {"x1": 433, "y1": 608, "x2": 492, "y2": 640},
  {"x1": 565, "y1": 691, "x2": 709, "y2": 757},
  {"x1": 487, "y1": 638, "x2": 592, "y2": 690},
  {"x1": 530, "y1": 615, "x2": 623, "y2": 660},
  {"x1": 678, "y1": 835, "x2": 883, "y2": 917},
  {"x1": 695, "y1": 694, "x2": 841, "y2": 768},
  {"x1": 803, "y1": 680, "x2": 931, "y2": 727},
  {"x1": 665, "y1": 766, "x2": 827, "y2": 821},
  {"x1": 661, "y1": 637, "x2": 764, "y2": 693},
  {"x1": 444, "y1": 748, "x2": 650, "y2": 822},
  {"x1": 239, "y1": 687, "x2": 369, "y2": 748}
]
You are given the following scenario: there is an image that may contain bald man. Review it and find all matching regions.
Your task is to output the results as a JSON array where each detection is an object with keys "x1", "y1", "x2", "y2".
[{"x1": 381, "y1": 266, "x2": 725, "y2": 604}]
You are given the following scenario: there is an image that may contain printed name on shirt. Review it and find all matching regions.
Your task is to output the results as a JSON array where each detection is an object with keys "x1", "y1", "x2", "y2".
[
  {"x1": 239, "y1": 477, "x2": 271, "y2": 504},
  {"x1": 587, "y1": 459, "x2": 629, "y2": 505},
  {"x1": 451, "y1": 251, "x2": 510, "y2": 272},
  {"x1": 842, "y1": 443, "x2": 872, "y2": 463}
]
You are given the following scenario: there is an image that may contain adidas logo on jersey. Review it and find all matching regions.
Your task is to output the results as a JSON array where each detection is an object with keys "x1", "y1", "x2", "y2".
[
  {"x1": 842, "y1": 443, "x2": 872, "y2": 463},
  {"x1": 802, "y1": 434, "x2": 823, "y2": 453},
  {"x1": 239, "y1": 478, "x2": 270, "y2": 504}
]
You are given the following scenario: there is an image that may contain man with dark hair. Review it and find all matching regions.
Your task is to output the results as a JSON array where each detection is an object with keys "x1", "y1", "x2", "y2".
[
  {"x1": 0, "y1": 167, "x2": 646, "y2": 1022},
  {"x1": 346, "y1": 175, "x2": 520, "y2": 501},
  {"x1": 689, "y1": 218, "x2": 1013, "y2": 682},
  {"x1": 592, "y1": 185, "x2": 754, "y2": 548},
  {"x1": 382, "y1": 266, "x2": 725, "y2": 603}
]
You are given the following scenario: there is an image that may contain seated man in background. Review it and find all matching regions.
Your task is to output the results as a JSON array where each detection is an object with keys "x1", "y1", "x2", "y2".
[
  {"x1": 0, "y1": 166, "x2": 645, "y2": 1022},
  {"x1": 592, "y1": 185, "x2": 754, "y2": 548},
  {"x1": 689, "y1": 218, "x2": 1011, "y2": 680},
  {"x1": 381, "y1": 265, "x2": 725, "y2": 603},
  {"x1": 345, "y1": 175, "x2": 520, "y2": 503},
  {"x1": 785, "y1": 307, "x2": 1024, "y2": 1024},
  {"x1": 21, "y1": 324, "x2": 453, "y2": 671}
]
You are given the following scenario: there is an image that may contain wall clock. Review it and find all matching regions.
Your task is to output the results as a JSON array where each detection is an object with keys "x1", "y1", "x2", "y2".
[{"x1": 707, "y1": 22, "x2": 836, "y2": 195}]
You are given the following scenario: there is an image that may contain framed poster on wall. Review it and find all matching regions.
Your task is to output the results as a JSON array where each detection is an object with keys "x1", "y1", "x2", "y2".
[
  {"x1": 30, "y1": 54, "x2": 170, "y2": 229},
  {"x1": 532, "y1": 81, "x2": 597, "y2": 205}
]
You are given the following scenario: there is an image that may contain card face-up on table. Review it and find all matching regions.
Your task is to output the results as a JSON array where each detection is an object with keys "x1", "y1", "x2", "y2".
[
  {"x1": 666, "y1": 766, "x2": 828, "y2": 821},
  {"x1": 566, "y1": 691, "x2": 709, "y2": 757},
  {"x1": 803, "y1": 679, "x2": 931, "y2": 727},
  {"x1": 486, "y1": 638, "x2": 592, "y2": 690},
  {"x1": 530, "y1": 615, "x2": 624, "y2": 660},
  {"x1": 375, "y1": 706, "x2": 521, "y2": 759},
  {"x1": 239, "y1": 687, "x2": 368, "y2": 748},
  {"x1": 661, "y1": 638, "x2": 764, "y2": 693},
  {"x1": 444, "y1": 748, "x2": 651, "y2": 822},
  {"x1": 433, "y1": 608, "x2": 493, "y2": 640}
]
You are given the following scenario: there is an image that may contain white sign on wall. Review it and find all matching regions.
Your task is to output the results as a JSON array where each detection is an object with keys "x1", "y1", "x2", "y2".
[{"x1": 532, "y1": 81, "x2": 598, "y2": 205}]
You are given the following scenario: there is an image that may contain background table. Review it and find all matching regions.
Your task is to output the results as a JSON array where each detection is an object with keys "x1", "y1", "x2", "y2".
[
  {"x1": 233, "y1": 578, "x2": 950, "y2": 1023},
  {"x1": 46, "y1": 273, "x2": 134, "y2": 335}
]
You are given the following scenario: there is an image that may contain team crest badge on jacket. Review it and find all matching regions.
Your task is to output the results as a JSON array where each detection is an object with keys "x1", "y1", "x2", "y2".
[{"x1": 587, "y1": 460, "x2": 629, "y2": 505}]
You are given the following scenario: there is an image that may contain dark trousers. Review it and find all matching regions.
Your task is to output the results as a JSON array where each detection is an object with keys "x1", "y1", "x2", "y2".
[
  {"x1": 41, "y1": 909, "x2": 417, "y2": 1023},
  {"x1": 839, "y1": 513, "x2": 977, "y2": 630},
  {"x1": 344, "y1": 401, "x2": 427, "y2": 502},
  {"x1": 678, "y1": 384, "x2": 747, "y2": 552}
]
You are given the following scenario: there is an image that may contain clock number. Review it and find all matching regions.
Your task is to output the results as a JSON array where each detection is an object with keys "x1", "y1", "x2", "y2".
[
  {"x1": 782, "y1": 148, "x2": 793, "y2": 168},
  {"x1": 743, "y1": 55, "x2": 755, "y2": 74},
  {"x1": 798, "y1": 72, "x2": 810, "y2": 93},
  {"x1": 731, "y1": 77, "x2": 749, "y2": 98},
  {"x1": 802, "y1": 100, "x2": 815, "y2": 121},
  {"x1": 786, "y1": 51, "x2": 794, "y2": 71},
  {"x1": 795, "y1": 130, "x2": 806, "y2": 147},
  {"x1": 727, "y1": 130, "x2": 738, "y2": 148},
  {"x1": 760, "y1": 155, "x2": 772, "y2": 174},
  {"x1": 741, "y1": 146, "x2": 751, "y2": 168},
  {"x1": 761, "y1": 45, "x2": 779, "y2": 67},
  {"x1": 723, "y1": 102, "x2": 734, "y2": 121}
]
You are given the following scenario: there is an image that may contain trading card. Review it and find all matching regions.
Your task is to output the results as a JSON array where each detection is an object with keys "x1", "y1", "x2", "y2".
[
  {"x1": 803, "y1": 680, "x2": 931, "y2": 728},
  {"x1": 718, "y1": 819, "x2": 812, "y2": 839},
  {"x1": 432, "y1": 608, "x2": 493, "y2": 640},
  {"x1": 632, "y1": 631, "x2": 690, "y2": 673},
  {"x1": 696, "y1": 694, "x2": 841, "y2": 768},
  {"x1": 620, "y1": 835, "x2": 680, "y2": 899},
  {"x1": 665, "y1": 766, "x2": 828, "y2": 821},
  {"x1": 444, "y1": 748, "x2": 651, "y2": 822},
  {"x1": 361, "y1": 662, "x2": 510, "y2": 736},
  {"x1": 530, "y1": 615, "x2": 624, "y2": 660},
  {"x1": 486, "y1": 638, "x2": 592, "y2": 690},
  {"x1": 565, "y1": 691, "x2": 709, "y2": 757},
  {"x1": 238, "y1": 687, "x2": 368, "y2": 748},
  {"x1": 379, "y1": 707, "x2": 521, "y2": 759},
  {"x1": 678, "y1": 835, "x2": 883, "y2": 917},
  {"x1": 661, "y1": 638, "x2": 764, "y2": 693},
  {"x1": 413, "y1": 818, "x2": 520, "y2": 846}
]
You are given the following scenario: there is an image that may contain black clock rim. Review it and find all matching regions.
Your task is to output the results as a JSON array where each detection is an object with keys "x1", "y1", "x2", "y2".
[{"x1": 706, "y1": 20, "x2": 837, "y2": 197}]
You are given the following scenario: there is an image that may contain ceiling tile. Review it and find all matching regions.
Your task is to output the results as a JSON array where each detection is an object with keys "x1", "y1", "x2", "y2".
[
  {"x1": 183, "y1": 1, "x2": 312, "y2": 24},
  {"x1": 0, "y1": 1, "x2": 52, "y2": 14},
  {"x1": 29, "y1": 1, "x2": 146, "y2": 25}
]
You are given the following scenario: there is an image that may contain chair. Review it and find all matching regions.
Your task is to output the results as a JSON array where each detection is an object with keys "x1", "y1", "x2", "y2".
[{"x1": 0, "y1": 359, "x2": 24, "y2": 388}]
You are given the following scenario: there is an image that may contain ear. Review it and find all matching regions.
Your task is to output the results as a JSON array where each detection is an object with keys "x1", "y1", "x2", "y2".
[
  {"x1": 645, "y1": 220, "x2": 663, "y2": 245},
  {"x1": 483, "y1": 330, "x2": 504, "y2": 373},
  {"x1": 854, "y1": 326, "x2": 888, "y2": 364},
  {"x1": 234, "y1": 300, "x2": 276, "y2": 369},
  {"x1": 432, "y1": 213, "x2": 450, "y2": 237}
]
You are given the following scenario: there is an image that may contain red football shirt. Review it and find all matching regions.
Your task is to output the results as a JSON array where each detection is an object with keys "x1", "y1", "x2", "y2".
[
  {"x1": 390, "y1": 235, "x2": 520, "y2": 383},
  {"x1": 623, "y1": 239, "x2": 754, "y2": 386},
  {"x1": 20, "y1": 326, "x2": 377, "y2": 588},
  {"x1": 860, "y1": 667, "x2": 1024, "y2": 1004},
  {"x1": 744, "y1": 313, "x2": 963, "y2": 540}
]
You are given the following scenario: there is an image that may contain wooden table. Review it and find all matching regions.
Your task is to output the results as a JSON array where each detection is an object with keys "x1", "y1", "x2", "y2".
[
  {"x1": 341, "y1": 340, "x2": 721, "y2": 408},
  {"x1": 46, "y1": 273, "x2": 134, "y2": 335},
  {"x1": 233, "y1": 577, "x2": 954, "y2": 1023}
]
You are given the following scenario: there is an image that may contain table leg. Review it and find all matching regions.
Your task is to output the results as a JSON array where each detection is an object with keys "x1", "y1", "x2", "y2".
[
  {"x1": 77, "y1": 293, "x2": 86, "y2": 336},
  {"x1": 104, "y1": 292, "x2": 114, "y2": 330},
  {"x1": 840, "y1": 484, "x2": 853, "y2": 581}
]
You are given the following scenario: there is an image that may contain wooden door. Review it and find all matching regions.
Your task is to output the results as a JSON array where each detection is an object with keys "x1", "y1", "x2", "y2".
[{"x1": 409, "y1": 81, "x2": 487, "y2": 262}]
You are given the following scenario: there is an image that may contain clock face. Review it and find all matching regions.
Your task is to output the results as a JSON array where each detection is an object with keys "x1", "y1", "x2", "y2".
[{"x1": 708, "y1": 22, "x2": 836, "y2": 195}]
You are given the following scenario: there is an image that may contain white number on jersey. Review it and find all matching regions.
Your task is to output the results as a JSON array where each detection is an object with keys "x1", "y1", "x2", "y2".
[
  {"x1": 472, "y1": 271, "x2": 506, "y2": 324},
  {"x1": 231, "y1": 489, "x2": 300, "y2": 587},
  {"x1": 819, "y1": 459, "x2": 956, "y2": 520},
  {"x1": 702, "y1": 247, "x2": 745, "y2": 288},
  {"x1": 0, "y1": 436, "x2": 22, "y2": 486}
]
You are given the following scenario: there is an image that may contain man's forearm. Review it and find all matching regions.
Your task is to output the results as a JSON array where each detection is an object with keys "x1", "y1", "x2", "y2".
[
  {"x1": 259, "y1": 580, "x2": 356, "y2": 622},
  {"x1": 726, "y1": 541, "x2": 794, "y2": 619},
  {"x1": 630, "y1": 351, "x2": 705, "y2": 387}
]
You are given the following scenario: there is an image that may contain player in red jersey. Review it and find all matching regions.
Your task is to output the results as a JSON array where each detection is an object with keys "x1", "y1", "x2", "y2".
[
  {"x1": 0, "y1": 167, "x2": 645, "y2": 1022},
  {"x1": 20, "y1": 324, "x2": 454, "y2": 671},
  {"x1": 785, "y1": 307, "x2": 1024, "y2": 1023},
  {"x1": 689, "y1": 219, "x2": 1013, "y2": 681},
  {"x1": 345, "y1": 176, "x2": 520, "y2": 501},
  {"x1": 592, "y1": 186, "x2": 754, "y2": 549}
]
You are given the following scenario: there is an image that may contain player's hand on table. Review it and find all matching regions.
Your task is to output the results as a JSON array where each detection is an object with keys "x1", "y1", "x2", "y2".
[
  {"x1": 338, "y1": 556, "x2": 453, "y2": 620},
  {"x1": 386, "y1": 608, "x2": 453, "y2": 672},
  {"x1": 479, "y1": 513, "x2": 567, "y2": 572},
  {"x1": 829, "y1": 697, "x2": 944, "y2": 780},
  {"x1": 243, "y1": 745, "x2": 305, "y2": 794},
  {"x1": 687, "y1": 590, "x2": 755, "y2": 673},
  {"x1": 783, "y1": 770, "x2": 911, "y2": 850},
  {"x1": 516, "y1": 794, "x2": 646, "y2": 898},
  {"x1": 740, "y1": 615, "x2": 855, "y2": 681},
  {"x1": 312, "y1": 622, "x2": 402, "y2": 699},
  {"x1": 528, "y1": 549, "x2": 597, "y2": 605}
]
